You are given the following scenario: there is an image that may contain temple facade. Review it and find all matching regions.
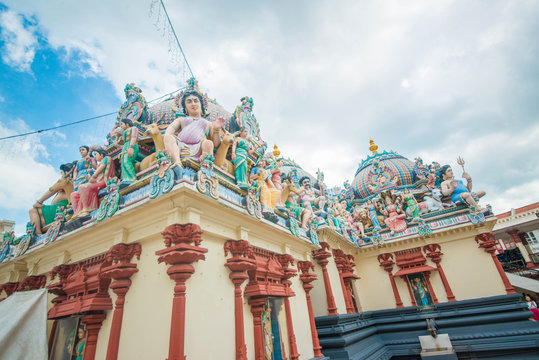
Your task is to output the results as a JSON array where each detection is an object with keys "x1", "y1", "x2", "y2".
[{"x1": 0, "y1": 79, "x2": 538, "y2": 360}]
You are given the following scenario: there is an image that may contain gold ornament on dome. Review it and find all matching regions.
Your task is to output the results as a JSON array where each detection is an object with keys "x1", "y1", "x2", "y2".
[
  {"x1": 369, "y1": 138, "x2": 378, "y2": 156},
  {"x1": 273, "y1": 144, "x2": 280, "y2": 158}
]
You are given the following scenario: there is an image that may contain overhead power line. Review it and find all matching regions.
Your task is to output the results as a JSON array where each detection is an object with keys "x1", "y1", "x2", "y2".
[{"x1": 0, "y1": 87, "x2": 185, "y2": 142}]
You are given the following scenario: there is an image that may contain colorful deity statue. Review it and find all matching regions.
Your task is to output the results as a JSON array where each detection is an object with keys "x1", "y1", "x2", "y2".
[
  {"x1": 298, "y1": 176, "x2": 326, "y2": 215},
  {"x1": 71, "y1": 146, "x2": 96, "y2": 215},
  {"x1": 426, "y1": 167, "x2": 436, "y2": 189},
  {"x1": 119, "y1": 119, "x2": 139, "y2": 183},
  {"x1": 248, "y1": 155, "x2": 282, "y2": 212},
  {"x1": 352, "y1": 205, "x2": 371, "y2": 232},
  {"x1": 249, "y1": 157, "x2": 273, "y2": 212},
  {"x1": 76, "y1": 149, "x2": 116, "y2": 216},
  {"x1": 439, "y1": 164, "x2": 485, "y2": 211},
  {"x1": 403, "y1": 188, "x2": 420, "y2": 219},
  {"x1": 341, "y1": 180, "x2": 355, "y2": 202},
  {"x1": 381, "y1": 193, "x2": 407, "y2": 236},
  {"x1": 365, "y1": 199, "x2": 382, "y2": 230},
  {"x1": 29, "y1": 162, "x2": 75, "y2": 236},
  {"x1": 231, "y1": 96, "x2": 261, "y2": 141},
  {"x1": 116, "y1": 82, "x2": 148, "y2": 125},
  {"x1": 366, "y1": 159, "x2": 399, "y2": 192},
  {"x1": 314, "y1": 169, "x2": 327, "y2": 197},
  {"x1": 281, "y1": 172, "x2": 313, "y2": 230},
  {"x1": 163, "y1": 89, "x2": 225, "y2": 169},
  {"x1": 413, "y1": 157, "x2": 429, "y2": 180},
  {"x1": 231, "y1": 127, "x2": 252, "y2": 189}
]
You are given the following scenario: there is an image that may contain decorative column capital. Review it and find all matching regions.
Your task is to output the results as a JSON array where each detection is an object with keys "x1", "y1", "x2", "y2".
[
  {"x1": 162, "y1": 223, "x2": 203, "y2": 247},
  {"x1": 297, "y1": 261, "x2": 317, "y2": 286},
  {"x1": 277, "y1": 254, "x2": 297, "y2": 281},
  {"x1": 17, "y1": 275, "x2": 46, "y2": 291},
  {"x1": 102, "y1": 243, "x2": 142, "y2": 281},
  {"x1": 312, "y1": 242, "x2": 332, "y2": 266},
  {"x1": 156, "y1": 223, "x2": 207, "y2": 267},
  {"x1": 0, "y1": 282, "x2": 19, "y2": 297},
  {"x1": 475, "y1": 232, "x2": 497, "y2": 254},
  {"x1": 423, "y1": 243, "x2": 443, "y2": 264},
  {"x1": 224, "y1": 240, "x2": 257, "y2": 274},
  {"x1": 377, "y1": 253, "x2": 395, "y2": 272}
]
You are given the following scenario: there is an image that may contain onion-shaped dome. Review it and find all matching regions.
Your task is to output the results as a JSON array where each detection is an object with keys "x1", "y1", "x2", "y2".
[
  {"x1": 351, "y1": 139, "x2": 415, "y2": 199},
  {"x1": 278, "y1": 158, "x2": 315, "y2": 183}
]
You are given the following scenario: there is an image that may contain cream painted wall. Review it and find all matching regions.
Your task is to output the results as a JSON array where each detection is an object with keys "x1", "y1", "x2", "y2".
[
  {"x1": 355, "y1": 228, "x2": 508, "y2": 311},
  {"x1": 438, "y1": 235, "x2": 506, "y2": 300},
  {"x1": 326, "y1": 255, "x2": 347, "y2": 314},
  {"x1": 310, "y1": 264, "x2": 329, "y2": 317}
]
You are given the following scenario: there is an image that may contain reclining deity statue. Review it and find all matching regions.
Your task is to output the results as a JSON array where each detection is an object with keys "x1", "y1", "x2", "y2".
[
  {"x1": 163, "y1": 90, "x2": 225, "y2": 168},
  {"x1": 439, "y1": 165, "x2": 485, "y2": 211},
  {"x1": 29, "y1": 162, "x2": 75, "y2": 236}
]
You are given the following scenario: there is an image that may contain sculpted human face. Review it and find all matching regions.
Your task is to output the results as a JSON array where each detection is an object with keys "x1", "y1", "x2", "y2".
[
  {"x1": 443, "y1": 167, "x2": 454, "y2": 180},
  {"x1": 95, "y1": 152, "x2": 104, "y2": 162},
  {"x1": 302, "y1": 179, "x2": 311, "y2": 189},
  {"x1": 184, "y1": 95, "x2": 202, "y2": 117},
  {"x1": 241, "y1": 129, "x2": 248, "y2": 138},
  {"x1": 79, "y1": 147, "x2": 88, "y2": 158}
]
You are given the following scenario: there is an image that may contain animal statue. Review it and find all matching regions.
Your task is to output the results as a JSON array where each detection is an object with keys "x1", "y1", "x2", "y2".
[
  {"x1": 137, "y1": 123, "x2": 165, "y2": 172},
  {"x1": 423, "y1": 188, "x2": 451, "y2": 212},
  {"x1": 213, "y1": 130, "x2": 235, "y2": 174}
]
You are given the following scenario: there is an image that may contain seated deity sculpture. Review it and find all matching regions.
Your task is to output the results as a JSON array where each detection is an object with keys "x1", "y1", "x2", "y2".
[
  {"x1": 439, "y1": 165, "x2": 485, "y2": 211},
  {"x1": 76, "y1": 149, "x2": 116, "y2": 216},
  {"x1": 29, "y1": 162, "x2": 75, "y2": 235},
  {"x1": 163, "y1": 90, "x2": 224, "y2": 168},
  {"x1": 71, "y1": 145, "x2": 96, "y2": 215}
]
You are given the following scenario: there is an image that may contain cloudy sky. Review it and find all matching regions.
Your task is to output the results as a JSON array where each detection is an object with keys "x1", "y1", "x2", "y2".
[{"x1": 1, "y1": 0, "x2": 538, "y2": 234}]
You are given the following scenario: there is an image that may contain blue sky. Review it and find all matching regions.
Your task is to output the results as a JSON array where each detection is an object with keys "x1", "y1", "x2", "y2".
[{"x1": 1, "y1": 1, "x2": 539, "y2": 235}]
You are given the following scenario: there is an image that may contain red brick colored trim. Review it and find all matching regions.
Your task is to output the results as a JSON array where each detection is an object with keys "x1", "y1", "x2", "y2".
[
  {"x1": 156, "y1": 223, "x2": 207, "y2": 360},
  {"x1": 312, "y1": 242, "x2": 338, "y2": 315},
  {"x1": 476, "y1": 232, "x2": 516, "y2": 294},
  {"x1": 377, "y1": 253, "x2": 403, "y2": 308}
]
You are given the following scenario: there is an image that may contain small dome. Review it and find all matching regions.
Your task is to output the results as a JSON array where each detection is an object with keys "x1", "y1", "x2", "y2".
[
  {"x1": 352, "y1": 140, "x2": 415, "y2": 199},
  {"x1": 279, "y1": 158, "x2": 315, "y2": 183}
]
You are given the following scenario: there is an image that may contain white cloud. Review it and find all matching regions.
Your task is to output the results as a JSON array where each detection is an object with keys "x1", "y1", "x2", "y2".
[
  {"x1": 1, "y1": 0, "x2": 538, "y2": 215},
  {"x1": 0, "y1": 9, "x2": 38, "y2": 72},
  {"x1": 0, "y1": 120, "x2": 59, "y2": 212}
]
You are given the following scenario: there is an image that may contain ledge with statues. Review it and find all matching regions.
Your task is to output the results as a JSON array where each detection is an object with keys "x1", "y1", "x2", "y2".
[{"x1": 0, "y1": 79, "x2": 493, "y2": 263}]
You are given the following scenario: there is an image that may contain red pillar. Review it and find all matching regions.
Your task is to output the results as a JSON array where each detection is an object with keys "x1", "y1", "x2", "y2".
[
  {"x1": 423, "y1": 272, "x2": 438, "y2": 304},
  {"x1": 332, "y1": 249, "x2": 355, "y2": 314},
  {"x1": 248, "y1": 297, "x2": 266, "y2": 360},
  {"x1": 401, "y1": 275, "x2": 416, "y2": 306},
  {"x1": 507, "y1": 229, "x2": 521, "y2": 244},
  {"x1": 81, "y1": 313, "x2": 106, "y2": 360},
  {"x1": 224, "y1": 240, "x2": 257, "y2": 360},
  {"x1": 101, "y1": 243, "x2": 142, "y2": 360},
  {"x1": 476, "y1": 233, "x2": 516, "y2": 294},
  {"x1": 297, "y1": 261, "x2": 324, "y2": 358},
  {"x1": 423, "y1": 244, "x2": 456, "y2": 302},
  {"x1": 312, "y1": 242, "x2": 338, "y2": 315},
  {"x1": 156, "y1": 223, "x2": 208, "y2": 360},
  {"x1": 377, "y1": 253, "x2": 403, "y2": 308},
  {"x1": 277, "y1": 254, "x2": 300, "y2": 360}
]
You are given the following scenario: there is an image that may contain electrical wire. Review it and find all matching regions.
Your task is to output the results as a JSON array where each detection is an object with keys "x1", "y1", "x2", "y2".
[
  {"x1": 0, "y1": 87, "x2": 185, "y2": 142},
  {"x1": 159, "y1": 0, "x2": 195, "y2": 79}
]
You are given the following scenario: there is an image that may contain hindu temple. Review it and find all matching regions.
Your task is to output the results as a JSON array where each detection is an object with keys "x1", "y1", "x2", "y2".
[{"x1": 0, "y1": 78, "x2": 537, "y2": 360}]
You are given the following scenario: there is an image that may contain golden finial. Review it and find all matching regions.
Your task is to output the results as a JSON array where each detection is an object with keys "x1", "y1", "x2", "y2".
[
  {"x1": 273, "y1": 144, "x2": 281, "y2": 158},
  {"x1": 369, "y1": 138, "x2": 378, "y2": 155}
]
